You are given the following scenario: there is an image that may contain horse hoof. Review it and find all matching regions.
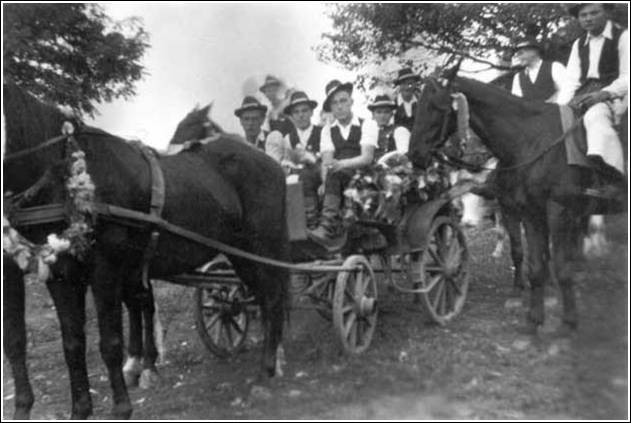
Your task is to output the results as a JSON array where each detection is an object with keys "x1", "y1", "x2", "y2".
[
  {"x1": 13, "y1": 408, "x2": 31, "y2": 420},
  {"x1": 139, "y1": 369, "x2": 160, "y2": 390},
  {"x1": 111, "y1": 402, "x2": 133, "y2": 420},
  {"x1": 556, "y1": 321, "x2": 578, "y2": 338}
]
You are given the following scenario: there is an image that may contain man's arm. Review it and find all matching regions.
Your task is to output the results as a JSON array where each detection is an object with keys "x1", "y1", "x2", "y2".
[
  {"x1": 550, "y1": 61, "x2": 570, "y2": 104},
  {"x1": 563, "y1": 40, "x2": 582, "y2": 104}
]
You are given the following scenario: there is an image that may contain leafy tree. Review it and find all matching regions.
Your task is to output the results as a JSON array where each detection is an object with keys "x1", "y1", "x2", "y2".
[
  {"x1": 317, "y1": 3, "x2": 628, "y2": 90},
  {"x1": 3, "y1": 3, "x2": 149, "y2": 116}
]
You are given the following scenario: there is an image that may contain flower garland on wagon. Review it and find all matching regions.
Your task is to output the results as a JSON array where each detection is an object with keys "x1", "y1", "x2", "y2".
[{"x1": 3, "y1": 125, "x2": 95, "y2": 282}]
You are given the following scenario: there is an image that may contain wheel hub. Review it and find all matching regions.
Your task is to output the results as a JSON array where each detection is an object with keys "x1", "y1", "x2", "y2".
[{"x1": 358, "y1": 296, "x2": 377, "y2": 317}]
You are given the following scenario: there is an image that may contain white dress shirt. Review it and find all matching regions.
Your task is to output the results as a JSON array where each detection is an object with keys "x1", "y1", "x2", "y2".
[
  {"x1": 564, "y1": 20, "x2": 629, "y2": 102},
  {"x1": 397, "y1": 94, "x2": 417, "y2": 117},
  {"x1": 511, "y1": 59, "x2": 571, "y2": 104},
  {"x1": 320, "y1": 115, "x2": 378, "y2": 153}
]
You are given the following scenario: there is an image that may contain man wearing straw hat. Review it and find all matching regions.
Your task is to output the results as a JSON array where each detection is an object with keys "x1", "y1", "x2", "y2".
[
  {"x1": 266, "y1": 90, "x2": 323, "y2": 228},
  {"x1": 234, "y1": 95, "x2": 269, "y2": 150},
  {"x1": 367, "y1": 93, "x2": 411, "y2": 160},
  {"x1": 259, "y1": 74, "x2": 293, "y2": 135},
  {"x1": 308, "y1": 80, "x2": 379, "y2": 248},
  {"x1": 393, "y1": 67, "x2": 422, "y2": 132},
  {"x1": 510, "y1": 38, "x2": 570, "y2": 103}
]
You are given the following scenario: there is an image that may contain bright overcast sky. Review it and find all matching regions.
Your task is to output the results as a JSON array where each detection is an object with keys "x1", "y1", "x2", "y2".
[{"x1": 87, "y1": 2, "x2": 360, "y2": 150}]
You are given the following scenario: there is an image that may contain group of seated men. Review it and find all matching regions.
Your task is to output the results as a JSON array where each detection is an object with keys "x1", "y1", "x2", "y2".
[
  {"x1": 233, "y1": 69, "x2": 421, "y2": 248},
  {"x1": 230, "y1": 3, "x2": 628, "y2": 248}
]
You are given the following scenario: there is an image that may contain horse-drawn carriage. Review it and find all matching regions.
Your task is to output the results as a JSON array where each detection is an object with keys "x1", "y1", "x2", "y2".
[{"x1": 166, "y1": 158, "x2": 473, "y2": 356}]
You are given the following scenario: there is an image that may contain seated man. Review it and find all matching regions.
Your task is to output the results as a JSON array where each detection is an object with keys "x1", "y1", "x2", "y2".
[
  {"x1": 565, "y1": 3, "x2": 628, "y2": 201},
  {"x1": 266, "y1": 90, "x2": 323, "y2": 228},
  {"x1": 234, "y1": 96, "x2": 269, "y2": 150},
  {"x1": 393, "y1": 68, "x2": 422, "y2": 132},
  {"x1": 259, "y1": 74, "x2": 293, "y2": 136},
  {"x1": 309, "y1": 80, "x2": 378, "y2": 248},
  {"x1": 367, "y1": 94, "x2": 411, "y2": 161}
]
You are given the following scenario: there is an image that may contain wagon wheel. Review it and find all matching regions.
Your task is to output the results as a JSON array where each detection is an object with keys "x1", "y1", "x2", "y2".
[
  {"x1": 195, "y1": 283, "x2": 250, "y2": 358},
  {"x1": 309, "y1": 274, "x2": 336, "y2": 321},
  {"x1": 418, "y1": 216, "x2": 470, "y2": 325},
  {"x1": 333, "y1": 255, "x2": 378, "y2": 354}
]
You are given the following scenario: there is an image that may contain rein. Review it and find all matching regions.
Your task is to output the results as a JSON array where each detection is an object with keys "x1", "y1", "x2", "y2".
[{"x1": 3, "y1": 134, "x2": 70, "y2": 162}]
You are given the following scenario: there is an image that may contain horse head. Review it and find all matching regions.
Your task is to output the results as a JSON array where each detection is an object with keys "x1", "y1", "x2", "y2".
[{"x1": 169, "y1": 103, "x2": 224, "y2": 145}]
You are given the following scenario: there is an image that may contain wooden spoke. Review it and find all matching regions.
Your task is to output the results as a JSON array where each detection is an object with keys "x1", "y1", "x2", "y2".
[{"x1": 431, "y1": 279, "x2": 446, "y2": 311}]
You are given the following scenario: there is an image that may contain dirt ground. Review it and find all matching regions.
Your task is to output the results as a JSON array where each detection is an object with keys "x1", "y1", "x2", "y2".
[{"x1": 3, "y1": 214, "x2": 628, "y2": 420}]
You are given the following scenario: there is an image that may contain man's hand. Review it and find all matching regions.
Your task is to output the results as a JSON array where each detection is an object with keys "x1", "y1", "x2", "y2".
[
  {"x1": 326, "y1": 159, "x2": 345, "y2": 173},
  {"x1": 569, "y1": 90, "x2": 613, "y2": 110}
]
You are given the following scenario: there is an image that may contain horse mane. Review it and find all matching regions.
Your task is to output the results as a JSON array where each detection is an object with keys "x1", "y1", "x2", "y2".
[
  {"x1": 455, "y1": 76, "x2": 554, "y2": 117},
  {"x1": 2, "y1": 83, "x2": 78, "y2": 154}
]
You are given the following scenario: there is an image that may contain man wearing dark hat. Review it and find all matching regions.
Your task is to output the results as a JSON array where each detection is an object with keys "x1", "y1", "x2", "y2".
[
  {"x1": 234, "y1": 96, "x2": 269, "y2": 150},
  {"x1": 309, "y1": 80, "x2": 379, "y2": 248},
  {"x1": 266, "y1": 90, "x2": 323, "y2": 228},
  {"x1": 259, "y1": 74, "x2": 293, "y2": 135},
  {"x1": 565, "y1": 3, "x2": 628, "y2": 200},
  {"x1": 511, "y1": 39, "x2": 570, "y2": 103},
  {"x1": 367, "y1": 94, "x2": 410, "y2": 160},
  {"x1": 393, "y1": 67, "x2": 422, "y2": 131}
]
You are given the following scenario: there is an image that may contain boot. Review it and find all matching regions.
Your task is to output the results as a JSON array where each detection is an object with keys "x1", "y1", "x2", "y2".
[
  {"x1": 583, "y1": 155, "x2": 626, "y2": 202},
  {"x1": 308, "y1": 194, "x2": 347, "y2": 250},
  {"x1": 304, "y1": 196, "x2": 319, "y2": 230}
]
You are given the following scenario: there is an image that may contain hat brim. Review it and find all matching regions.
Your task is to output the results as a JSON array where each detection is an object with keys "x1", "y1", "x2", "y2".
[
  {"x1": 367, "y1": 103, "x2": 397, "y2": 112},
  {"x1": 569, "y1": 3, "x2": 613, "y2": 18},
  {"x1": 234, "y1": 105, "x2": 267, "y2": 117},
  {"x1": 322, "y1": 82, "x2": 354, "y2": 112},
  {"x1": 514, "y1": 44, "x2": 542, "y2": 53},
  {"x1": 395, "y1": 74, "x2": 421, "y2": 85},
  {"x1": 284, "y1": 99, "x2": 318, "y2": 115},
  {"x1": 259, "y1": 81, "x2": 282, "y2": 92}
]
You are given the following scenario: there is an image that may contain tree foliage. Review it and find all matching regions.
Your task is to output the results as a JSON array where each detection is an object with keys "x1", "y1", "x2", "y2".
[
  {"x1": 317, "y1": 3, "x2": 628, "y2": 89},
  {"x1": 3, "y1": 3, "x2": 149, "y2": 116}
]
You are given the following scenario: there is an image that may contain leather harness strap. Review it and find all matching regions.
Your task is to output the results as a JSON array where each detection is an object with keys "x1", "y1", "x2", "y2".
[{"x1": 131, "y1": 142, "x2": 166, "y2": 289}]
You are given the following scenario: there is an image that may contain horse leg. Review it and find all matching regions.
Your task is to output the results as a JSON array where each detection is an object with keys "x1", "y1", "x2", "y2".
[
  {"x1": 122, "y1": 290, "x2": 143, "y2": 388},
  {"x1": 232, "y1": 257, "x2": 288, "y2": 379},
  {"x1": 548, "y1": 204, "x2": 581, "y2": 331},
  {"x1": 500, "y1": 205, "x2": 526, "y2": 295},
  {"x1": 45, "y1": 256, "x2": 92, "y2": 419},
  {"x1": 138, "y1": 284, "x2": 160, "y2": 390},
  {"x1": 92, "y1": 255, "x2": 132, "y2": 419},
  {"x1": 3, "y1": 255, "x2": 34, "y2": 420},
  {"x1": 522, "y1": 215, "x2": 549, "y2": 334}
]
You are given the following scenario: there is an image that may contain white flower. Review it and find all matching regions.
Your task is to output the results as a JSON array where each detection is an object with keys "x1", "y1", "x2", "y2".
[{"x1": 47, "y1": 234, "x2": 71, "y2": 253}]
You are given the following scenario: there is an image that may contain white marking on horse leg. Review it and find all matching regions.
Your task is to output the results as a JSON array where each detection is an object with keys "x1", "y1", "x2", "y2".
[
  {"x1": 275, "y1": 344, "x2": 286, "y2": 378},
  {"x1": 583, "y1": 215, "x2": 610, "y2": 258},
  {"x1": 153, "y1": 300, "x2": 166, "y2": 364},
  {"x1": 123, "y1": 356, "x2": 142, "y2": 387}
]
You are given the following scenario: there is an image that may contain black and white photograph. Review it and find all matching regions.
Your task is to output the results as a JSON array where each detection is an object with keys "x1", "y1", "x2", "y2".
[{"x1": 2, "y1": 2, "x2": 629, "y2": 420}]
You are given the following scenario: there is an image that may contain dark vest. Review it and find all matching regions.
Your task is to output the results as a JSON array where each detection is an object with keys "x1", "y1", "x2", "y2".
[
  {"x1": 394, "y1": 101, "x2": 416, "y2": 132},
  {"x1": 288, "y1": 125, "x2": 322, "y2": 153},
  {"x1": 331, "y1": 119, "x2": 363, "y2": 160},
  {"x1": 578, "y1": 23, "x2": 623, "y2": 86},
  {"x1": 374, "y1": 125, "x2": 397, "y2": 160},
  {"x1": 518, "y1": 60, "x2": 556, "y2": 101},
  {"x1": 249, "y1": 130, "x2": 268, "y2": 151}
]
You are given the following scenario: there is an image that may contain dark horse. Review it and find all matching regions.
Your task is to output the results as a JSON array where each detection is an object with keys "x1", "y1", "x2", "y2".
[
  {"x1": 3, "y1": 82, "x2": 93, "y2": 420},
  {"x1": 3, "y1": 84, "x2": 290, "y2": 419},
  {"x1": 408, "y1": 67, "x2": 621, "y2": 334}
]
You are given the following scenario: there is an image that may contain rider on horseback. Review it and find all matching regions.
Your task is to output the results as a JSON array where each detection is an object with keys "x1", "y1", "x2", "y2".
[{"x1": 565, "y1": 3, "x2": 628, "y2": 201}]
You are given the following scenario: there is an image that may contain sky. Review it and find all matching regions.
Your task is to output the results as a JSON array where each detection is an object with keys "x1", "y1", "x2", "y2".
[{"x1": 88, "y1": 3, "x2": 360, "y2": 150}]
